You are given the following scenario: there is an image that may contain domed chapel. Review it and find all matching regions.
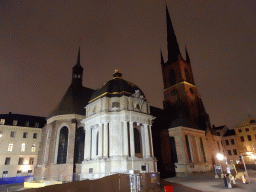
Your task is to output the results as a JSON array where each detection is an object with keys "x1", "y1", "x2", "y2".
[{"x1": 34, "y1": 6, "x2": 222, "y2": 180}]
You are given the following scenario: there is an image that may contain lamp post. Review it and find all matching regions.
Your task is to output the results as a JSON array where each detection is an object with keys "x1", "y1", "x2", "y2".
[{"x1": 216, "y1": 153, "x2": 231, "y2": 187}]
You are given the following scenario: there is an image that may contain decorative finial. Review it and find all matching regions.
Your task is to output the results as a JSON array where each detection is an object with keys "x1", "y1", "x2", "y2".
[{"x1": 113, "y1": 69, "x2": 122, "y2": 78}]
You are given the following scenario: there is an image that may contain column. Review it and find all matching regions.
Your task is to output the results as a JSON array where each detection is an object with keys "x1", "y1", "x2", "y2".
[
  {"x1": 149, "y1": 125, "x2": 154, "y2": 157},
  {"x1": 123, "y1": 121, "x2": 129, "y2": 157},
  {"x1": 143, "y1": 124, "x2": 151, "y2": 158},
  {"x1": 98, "y1": 124, "x2": 103, "y2": 158},
  {"x1": 129, "y1": 122, "x2": 135, "y2": 157},
  {"x1": 103, "y1": 122, "x2": 109, "y2": 158},
  {"x1": 84, "y1": 126, "x2": 91, "y2": 160}
]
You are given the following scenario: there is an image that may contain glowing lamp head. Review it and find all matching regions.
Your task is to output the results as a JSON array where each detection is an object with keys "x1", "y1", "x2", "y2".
[
  {"x1": 216, "y1": 153, "x2": 225, "y2": 161},
  {"x1": 251, "y1": 155, "x2": 256, "y2": 160}
]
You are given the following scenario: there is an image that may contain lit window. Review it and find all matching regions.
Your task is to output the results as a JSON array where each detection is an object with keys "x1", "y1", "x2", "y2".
[
  {"x1": 17, "y1": 170, "x2": 21, "y2": 177},
  {"x1": 8, "y1": 143, "x2": 13, "y2": 151},
  {"x1": 28, "y1": 170, "x2": 32, "y2": 176},
  {"x1": 21, "y1": 143, "x2": 25, "y2": 152},
  {"x1": 0, "y1": 119, "x2": 5, "y2": 125},
  {"x1": 31, "y1": 144, "x2": 36, "y2": 152},
  {"x1": 29, "y1": 157, "x2": 34, "y2": 165},
  {"x1": 2, "y1": 171, "x2": 8, "y2": 178},
  {"x1": 5, "y1": 158, "x2": 11, "y2": 165},
  {"x1": 13, "y1": 120, "x2": 18, "y2": 126},
  {"x1": 0, "y1": 130, "x2": 3, "y2": 137},
  {"x1": 248, "y1": 135, "x2": 252, "y2": 141},
  {"x1": 33, "y1": 133, "x2": 38, "y2": 139},
  {"x1": 10, "y1": 131, "x2": 16, "y2": 138},
  {"x1": 227, "y1": 150, "x2": 232, "y2": 156},
  {"x1": 18, "y1": 158, "x2": 23, "y2": 165}
]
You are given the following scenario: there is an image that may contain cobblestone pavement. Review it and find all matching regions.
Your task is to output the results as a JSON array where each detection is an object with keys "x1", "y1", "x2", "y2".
[{"x1": 164, "y1": 169, "x2": 256, "y2": 192}]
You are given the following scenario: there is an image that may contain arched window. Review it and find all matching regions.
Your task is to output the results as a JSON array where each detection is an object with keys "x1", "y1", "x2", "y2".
[
  {"x1": 74, "y1": 127, "x2": 85, "y2": 164},
  {"x1": 200, "y1": 138, "x2": 206, "y2": 162},
  {"x1": 134, "y1": 128, "x2": 141, "y2": 153},
  {"x1": 185, "y1": 68, "x2": 190, "y2": 83},
  {"x1": 169, "y1": 69, "x2": 176, "y2": 86},
  {"x1": 185, "y1": 135, "x2": 192, "y2": 162},
  {"x1": 57, "y1": 126, "x2": 69, "y2": 164}
]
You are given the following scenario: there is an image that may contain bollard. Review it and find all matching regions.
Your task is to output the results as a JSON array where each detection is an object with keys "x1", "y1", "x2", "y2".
[
  {"x1": 232, "y1": 176, "x2": 236, "y2": 184},
  {"x1": 241, "y1": 175, "x2": 247, "y2": 184},
  {"x1": 164, "y1": 185, "x2": 174, "y2": 192}
]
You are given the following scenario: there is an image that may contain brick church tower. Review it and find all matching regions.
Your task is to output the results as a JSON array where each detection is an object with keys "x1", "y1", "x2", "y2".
[{"x1": 161, "y1": 7, "x2": 210, "y2": 131}]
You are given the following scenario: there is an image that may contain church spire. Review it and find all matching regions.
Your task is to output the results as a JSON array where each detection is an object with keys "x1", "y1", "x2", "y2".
[
  {"x1": 72, "y1": 47, "x2": 83, "y2": 86},
  {"x1": 166, "y1": 6, "x2": 181, "y2": 63},
  {"x1": 185, "y1": 47, "x2": 190, "y2": 63}
]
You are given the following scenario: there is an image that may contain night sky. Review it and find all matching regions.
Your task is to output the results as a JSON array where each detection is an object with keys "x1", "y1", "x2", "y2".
[{"x1": 0, "y1": 0, "x2": 255, "y2": 129}]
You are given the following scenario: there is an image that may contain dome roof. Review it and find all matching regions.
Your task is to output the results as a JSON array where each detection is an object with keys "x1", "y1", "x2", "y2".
[{"x1": 89, "y1": 70, "x2": 147, "y2": 103}]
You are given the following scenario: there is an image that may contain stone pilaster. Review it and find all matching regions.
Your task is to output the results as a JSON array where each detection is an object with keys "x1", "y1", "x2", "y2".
[
  {"x1": 98, "y1": 124, "x2": 103, "y2": 158},
  {"x1": 143, "y1": 124, "x2": 151, "y2": 158},
  {"x1": 123, "y1": 121, "x2": 129, "y2": 157},
  {"x1": 84, "y1": 126, "x2": 91, "y2": 160},
  {"x1": 103, "y1": 122, "x2": 109, "y2": 158},
  {"x1": 129, "y1": 122, "x2": 135, "y2": 157}
]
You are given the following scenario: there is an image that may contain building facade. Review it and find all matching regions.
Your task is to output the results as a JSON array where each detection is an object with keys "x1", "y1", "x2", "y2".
[
  {"x1": 234, "y1": 117, "x2": 256, "y2": 165},
  {"x1": 0, "y1": 113, "x2": 46, "y2": 178}
]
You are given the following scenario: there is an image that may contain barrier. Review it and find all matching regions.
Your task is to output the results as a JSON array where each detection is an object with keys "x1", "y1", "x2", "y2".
[
  {"x1": 0, "y1": 175, "x2": 33, "y2": 185},
  {"x1": 164, "y1": 185, "x2": 174, "y2": 192}
]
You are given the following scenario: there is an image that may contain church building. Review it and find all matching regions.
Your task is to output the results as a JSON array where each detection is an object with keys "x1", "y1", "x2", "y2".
[{"x1": 35, "y1": 6, "x2": 222, "y2": 181}]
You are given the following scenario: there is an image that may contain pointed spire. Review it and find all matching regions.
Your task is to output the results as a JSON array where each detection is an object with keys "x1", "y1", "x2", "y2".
[
  {"x1": 166, "y1": 6, "x2": 180, "y2": 63},
  {"x1": 185, "y1": 47, "x2": 190, "y2": 63},
  {"x1": 160, "y1": 49, "x2": 164, "y2": 64},
  {"x1": 76, "y1": 47, "x2": 81, "y2": 66}
]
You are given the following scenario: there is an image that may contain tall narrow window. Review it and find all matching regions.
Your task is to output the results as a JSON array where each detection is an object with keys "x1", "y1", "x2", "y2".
[
  {"x1": 17, "y1": 170, "x2": 21, "y2": 177},
  {"x1": 170, "y1": 137, "x2": 178, "y2": 163},
  {"x1": 2, "y1": 171, "x2": 8, "y2": 178},
  {"x1": 8, "y1": 143, "x2": 13, "y2": 152},
  {"x1": 240, "y1": 136, "x2": 245, "y2": 142},
  {"x1": 10, "y1": 131, "x2": 16, "y2": 138},
  {"x1": 96, "y1": 132, "x2": 99, "y2": 156},
  {"x1": 57, "y1": 126, "x2": 69, "y2": 164},
  {"x1": 21, "y1": 143, "x2": 25, "y2": 152},
  {"x1": 5, "y1": 158, "x2": 11, "y2": 165},
  {"x1": 13, "y1": 120, "x2": 18, "y2": 126},
  {"x1": 248, "y1": 135, "x2": 252, "y2": 141},
  {"x1": 169, "y1": 69, "x2": 176, "y2": 86},
  {"x1": 31, "y1": 144, "x2": 36, "y2": 152},
  {"x1": 18, "y1": 158, "x2": 24, "y2": 165},
  {"x1": 23, "y1": 132, "x2": 28, "y2": 138},
  {"x1": 200, "y1": 138, "x2": 206, "y2": 162},
  {"x1": 74, "y1": 127, "x2": 85, "y2": 164},
  {"x1": 134, "y1": 128, "x2": 141, "y2": 154},
  {"x1": 33, "y1": 133, "x2": 38, "y2": 139},
  {"x1": 29, "y1": 157, "x2": 34, "y2": 165},
  {"x1": 185, "y1": 135, "x2": 192, "y2": 162}
]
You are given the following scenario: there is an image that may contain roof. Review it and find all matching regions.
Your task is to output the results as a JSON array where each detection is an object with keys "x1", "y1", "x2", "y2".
[
  {"x1": 213, "y1": 125, "x2": 226, "y2": 130},
  {"x1": 89, "y1": 70, "x2": 146, "y2": 103},
  {"x1": 0, "y1": 113, "x2": 46, "y2": 128},
  {"x1": 236, "y1": 117, "x2": 256, "y2": 128},
  {"x1": 223, "y1": 129, "x2": 236, "y2": 137},
  {"x1": 48, "y1": 84, "x2": 95, "y2": 119}
]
